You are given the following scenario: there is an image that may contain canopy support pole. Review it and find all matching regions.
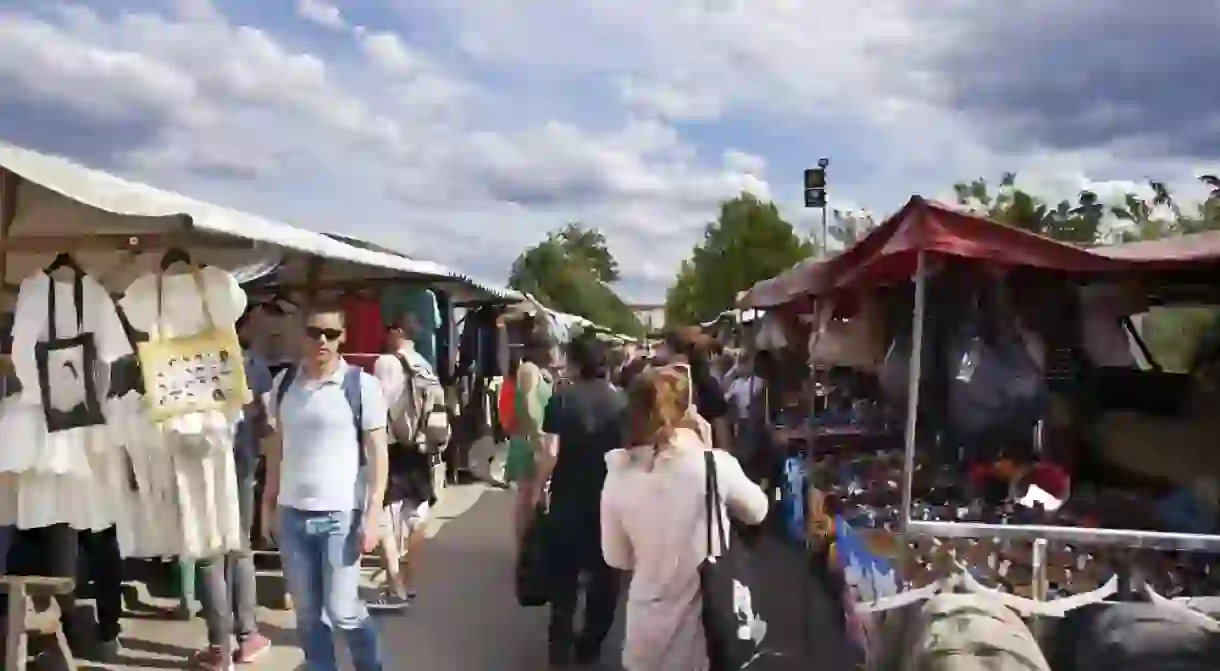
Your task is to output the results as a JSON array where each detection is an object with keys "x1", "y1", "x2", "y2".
[
  {"x1": 304, "y1": 256, "x2": 322, "y2": 304},
  {"x1": 900, "y1": 251, "x2": 927, "y2": 537}
]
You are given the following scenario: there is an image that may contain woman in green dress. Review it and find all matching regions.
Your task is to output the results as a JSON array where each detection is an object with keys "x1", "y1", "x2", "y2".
[{"x1": 505, "y1": 332, "x2": 555, "y2": 548}]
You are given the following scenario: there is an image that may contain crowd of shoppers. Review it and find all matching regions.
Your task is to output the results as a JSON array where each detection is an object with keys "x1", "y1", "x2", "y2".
[{"x1": 504, "y1": 325, "x2": 772, "y2": 670}]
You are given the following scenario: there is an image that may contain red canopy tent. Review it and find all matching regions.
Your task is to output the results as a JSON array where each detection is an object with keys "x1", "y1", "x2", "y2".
[
  {"x1": 741, "y1": 196, "x2": 1220, "y2": 554},
  {"x1": 739, "y1": 196, "x2": 1145, "y2": 309}
]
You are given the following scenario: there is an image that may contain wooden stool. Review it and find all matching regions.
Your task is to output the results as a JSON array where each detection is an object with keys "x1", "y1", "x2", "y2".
[{"x1": 1, "y1": 575, "x2": 78, "y2": 671}]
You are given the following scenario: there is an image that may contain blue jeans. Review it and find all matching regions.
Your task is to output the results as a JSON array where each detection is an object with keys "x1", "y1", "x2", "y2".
[{"x1": 278, "y1": 507, "x2": 383, "y2": 671}]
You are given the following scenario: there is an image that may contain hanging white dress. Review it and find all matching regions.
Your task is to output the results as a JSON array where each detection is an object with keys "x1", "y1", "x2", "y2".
[
  {"x1": 119, "y1": 266, "x2": 246, "y2": 558},
  {"x1": 107, "y1": 391, "x2": 182, "y2": 558},
  {"x1": 0, "y1": 271, "x2": 132, "y2": 530}
]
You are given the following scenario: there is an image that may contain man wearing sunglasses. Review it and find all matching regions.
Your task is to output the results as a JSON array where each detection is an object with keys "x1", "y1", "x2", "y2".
[{"x1": 261, "y1": 304, "x2": 389, "y2": 671}]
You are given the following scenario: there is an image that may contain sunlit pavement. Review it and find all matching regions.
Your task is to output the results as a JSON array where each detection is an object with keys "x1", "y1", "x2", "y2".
[{"x1": 94, "y1": 478, "x2": 851, "y2": 670}]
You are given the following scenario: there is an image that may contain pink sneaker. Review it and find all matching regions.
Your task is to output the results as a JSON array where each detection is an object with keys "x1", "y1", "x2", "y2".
[
  {"x1": 192, "y1": 646, "x2": 235, "y2": 671},
  {"x1": 234, "y1": 633, "x2": 272, "y2": 664}
]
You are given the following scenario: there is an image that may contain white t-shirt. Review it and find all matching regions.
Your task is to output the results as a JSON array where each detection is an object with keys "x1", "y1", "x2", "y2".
[
  {"x1": 269, "y1": 361, "x2": 387, "y2": 512},
  {"x1": 373, "y1": 342, "x2": 437, "y2": 444}
]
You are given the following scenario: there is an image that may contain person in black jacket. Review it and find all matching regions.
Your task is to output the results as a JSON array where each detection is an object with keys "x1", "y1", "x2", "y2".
[{"x1": 536, "y1": 335, "x2": 624, "y2": 667}]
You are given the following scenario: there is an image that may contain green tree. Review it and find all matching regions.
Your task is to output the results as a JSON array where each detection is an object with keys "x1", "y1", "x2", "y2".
[
  {"x1": 555, "y1": 222, "x2": 620, "y2": 282},
  {"x1": 951, "y1": 173, "x2": 1103, "y2": 244},
  {"x1": 664, "y1": 193, "x2": 814, "y2": 326},
  {"x1": 508, "y1": 227, "x2": 642, "y2": 336}
]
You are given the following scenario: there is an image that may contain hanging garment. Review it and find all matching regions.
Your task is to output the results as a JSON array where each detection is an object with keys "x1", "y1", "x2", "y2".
[
  {"x1": 118, "y1": 267, "x2": 245, "y2": 557},
  {"x1": 341, "y1": 292, "x2": 384, "y2": 354},
  {"x1": 0, "y1": 270, "x2": 132, "y2": 475},
  {"x1": 0, "y1": 270, "x2": 133, "y2": 531}
]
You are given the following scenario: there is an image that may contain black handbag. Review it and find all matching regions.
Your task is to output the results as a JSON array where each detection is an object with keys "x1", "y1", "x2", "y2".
[
  {"x1": 34, "y1": 266, "x2": 105, "y2": 433},
  {"x1": 515, "y1": 503, "x2": 550, "y2": 607},
  {"x1": 699, "y1": 451, "x2": 767, "y2": 671}
]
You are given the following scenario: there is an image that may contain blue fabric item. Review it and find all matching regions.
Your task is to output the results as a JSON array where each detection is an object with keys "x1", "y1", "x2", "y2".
[
  {"x1": 833, "y1": 517, "x2": 899, "y2": 604},
  {"x1": 380, "y1": 288, "x2": 440, "y2": 368},
  {"x1": 780, "y1": 456, "x2": 807, "y2": 543},
  {"x1": 1159, "y1": 488, "x2": 1217, "y2": 535},
  {"x1": 234, "y1": 349, "x2": 274, "y2": 473}
]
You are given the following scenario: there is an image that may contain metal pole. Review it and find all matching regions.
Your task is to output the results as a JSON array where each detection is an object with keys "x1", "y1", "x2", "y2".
[
  {"x1": 821, "y1": 206, "x2": 828, "y2": 256},
  {"x1": 900, "y1": 252, "x2": 928, "y2": 536}
]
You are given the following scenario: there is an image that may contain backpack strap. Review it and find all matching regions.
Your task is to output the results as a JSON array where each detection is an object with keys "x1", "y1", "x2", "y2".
[
  {"x1": 341, "y1": 364, "x2": 366, "y2": 465},
  {"x1": 274, "y1": 364, "x2": 298, "y2": 413}
]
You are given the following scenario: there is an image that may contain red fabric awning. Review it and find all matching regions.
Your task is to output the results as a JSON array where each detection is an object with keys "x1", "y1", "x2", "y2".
[
  {"x1": 739, "y1": 196, "x2": 1141, "y2": 309},
  {"x1": 1094, "y1": 228, "x2": 1220, "y2": 264}
]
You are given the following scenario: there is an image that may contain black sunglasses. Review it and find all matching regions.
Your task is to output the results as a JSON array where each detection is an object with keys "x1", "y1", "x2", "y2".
[{"x1": 304, "y1": 326, "x2": 344, "y2": 342}]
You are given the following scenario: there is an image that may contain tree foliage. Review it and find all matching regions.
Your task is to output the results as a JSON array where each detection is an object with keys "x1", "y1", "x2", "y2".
[
  {"x1": 507, "y1": 223, "x2": 642, "y2": 336},
  {"x1": 954, "y1": 173, "x2": 1220, "y2": 371},
  {"x1": 664, "y1": 193, "x2": 815, "y2": 326}
]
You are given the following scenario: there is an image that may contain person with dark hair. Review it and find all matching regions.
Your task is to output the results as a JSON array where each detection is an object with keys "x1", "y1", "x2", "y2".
[
  {"x1": 368, "y1": 312, "x2": 438, "y2": 611},
  {"x1": 504, "y1": 329, "x2": 556, "y2": 548},
  {"x1": 261, "y1": 302, "x2": 389, "y2": 671},
  {"x1": 535, "y1": 335, "x2": 625, "y2": 665}
]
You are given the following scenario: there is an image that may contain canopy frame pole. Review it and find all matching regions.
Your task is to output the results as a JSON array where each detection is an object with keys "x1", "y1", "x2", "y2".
[
  {"x1": 0, "y1": 169, "x2": 20, "y2": 290},
  {"x1": 899, "y1": 251, "x2": 928, "y2": 537},
  {"x1": 304, "y1": 256, "x2": 323, "y2": 304}
]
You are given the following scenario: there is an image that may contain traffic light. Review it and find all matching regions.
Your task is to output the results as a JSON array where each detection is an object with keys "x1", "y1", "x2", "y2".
[
  {"x1": 804, "y1": 167, "x2": 825, "y2": 189},
  {"x1": 804, "y1": 188, "x2": 827, "y2": 208}
]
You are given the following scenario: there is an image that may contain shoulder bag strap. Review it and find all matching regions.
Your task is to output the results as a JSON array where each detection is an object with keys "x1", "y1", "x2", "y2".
[
  {"x1": 46, "y1": 273, "x2": 57, "y2": 342},
  {"x1": 704, "y1": 450, "x2": 728, "y2": 556},
  {"x1": 72, "y1": 270, "x2": 84, "y2": 335}
]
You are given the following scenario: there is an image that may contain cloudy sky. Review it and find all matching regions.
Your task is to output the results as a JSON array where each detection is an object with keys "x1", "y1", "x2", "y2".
[{"x1": 1, "y1": 0, "x2": 1217, "y2": 302}]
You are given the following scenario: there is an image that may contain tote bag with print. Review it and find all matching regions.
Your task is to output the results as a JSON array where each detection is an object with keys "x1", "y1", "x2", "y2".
[
  {"x1": 35, "y1": 270, "x2": 106, "y2": 433},
  {"x1": 699, "y1": 451, "x2": 771, "y2": 670},
  {"x1": 136, "y1": 269, "x2": 250, "y2": 422}
]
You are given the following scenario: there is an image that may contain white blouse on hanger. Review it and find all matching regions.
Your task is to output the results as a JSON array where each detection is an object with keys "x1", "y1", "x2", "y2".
[{"x1": 0, "y1": 271, "x2": 132, "y2": 476}]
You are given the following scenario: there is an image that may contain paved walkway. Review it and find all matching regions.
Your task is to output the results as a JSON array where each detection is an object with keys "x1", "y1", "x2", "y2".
[
  {"x1": 76, "y1": 483, "x2": 592, "y2": 671},
  {"x1": 71, "y1": 480, "x2": 851, "y2": 671}
]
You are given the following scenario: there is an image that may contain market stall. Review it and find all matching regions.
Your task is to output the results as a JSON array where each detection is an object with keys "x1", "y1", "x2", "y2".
[
  {"x1": 740, "y1": 196, "x2": 1220, "y2": 668},
  {"x1": 0, "y1": 142, "x2": 520, "y2": 664}
]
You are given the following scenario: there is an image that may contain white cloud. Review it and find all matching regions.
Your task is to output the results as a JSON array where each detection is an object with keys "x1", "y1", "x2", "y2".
[
  {"x1": 619, "y1": 77, "x2": 724, "y2": 122},
  {"x1": 359, "y1": 31, "x2": 418, "y2": 75},
  {"x1": 0, "y1": 1, "x2": 1214, "y2": 306},
  {"x1": 296, "y1": 0, "x2": 345, "y2": 30}
]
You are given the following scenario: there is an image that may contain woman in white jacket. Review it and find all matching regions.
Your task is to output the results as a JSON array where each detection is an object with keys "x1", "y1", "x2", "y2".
[{"x1": 600, "y1": 366, "x2": 769, "y2": 671}]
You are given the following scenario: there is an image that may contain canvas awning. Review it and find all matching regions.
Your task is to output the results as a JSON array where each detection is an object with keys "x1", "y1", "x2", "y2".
[
  {"x1": 0, "y1": 141, "x2": 517, "y2": 304},
  {"x1": 739, "y1": 196, "x2": 1138, "y2": 309}
]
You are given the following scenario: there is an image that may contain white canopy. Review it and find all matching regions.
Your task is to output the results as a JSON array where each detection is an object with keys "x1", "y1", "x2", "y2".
[{"x1": 0, "y1": 141, "x2": 518, "y2": 303}]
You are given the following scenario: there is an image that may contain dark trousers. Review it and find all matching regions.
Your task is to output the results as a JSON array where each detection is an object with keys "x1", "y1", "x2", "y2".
[
  {"x1": 0, "y1": 524, "x2": 123, "y2": 642},
  {"x1": 547, "y1": 540, "x2": 620, "y2": 660}
]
